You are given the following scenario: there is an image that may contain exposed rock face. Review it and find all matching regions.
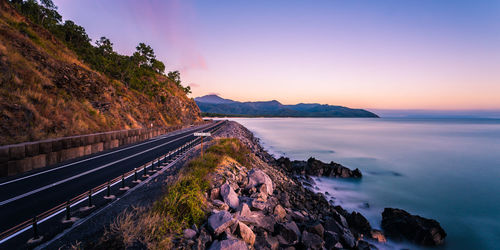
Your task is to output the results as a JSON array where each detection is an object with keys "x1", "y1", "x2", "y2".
[
  {"x1": 382, "y1": 208, "x2": 447, "y2": 246},
  {"x1": 277, "y1": 157, "x2": 362, "y2": 178}
]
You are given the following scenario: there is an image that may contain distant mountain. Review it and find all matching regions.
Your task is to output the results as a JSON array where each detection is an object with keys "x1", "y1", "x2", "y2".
[
  {"x1": 195, "y1": 95, "x2": 378, "y2": 118},
  {"x1": 194, "y1": 95, "x2": 237, "y2": 104}
]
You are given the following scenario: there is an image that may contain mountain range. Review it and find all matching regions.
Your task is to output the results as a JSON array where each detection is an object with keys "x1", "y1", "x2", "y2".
[{"x1": 195, "y1": 95, "x2": 378, "y2": 118}]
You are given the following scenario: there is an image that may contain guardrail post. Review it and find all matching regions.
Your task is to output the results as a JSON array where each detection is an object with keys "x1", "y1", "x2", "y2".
[
  {"x1": 107, "y1": 182, "x2": 111, "y2": 197},
  {"x1": 143, "y1": 165, "x2": 148, "y2": 177},
  {"x1": 134, "y1": 168, "x2": 138, "y2": 182},
  {"x1": 32, "y1": 216, "x2": 39, "y2": 239},
  {"x1": 88, "y1": 189, "x2": 92, "y2": 207},
  {"x1": 65, "y1": 201, "x2": 71, "y2": 221},
  {"x1": 120, "y1": 174, "x2": 130, "y2": 190}
]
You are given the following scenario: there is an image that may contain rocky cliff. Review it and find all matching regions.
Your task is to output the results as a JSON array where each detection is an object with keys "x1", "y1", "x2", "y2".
[{"x1": 0, "y1": 1, "x2": 201, "y2": 145}]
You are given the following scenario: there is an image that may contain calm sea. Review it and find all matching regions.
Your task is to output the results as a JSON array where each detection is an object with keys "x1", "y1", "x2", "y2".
[{"x1": 225, "y1": 118, "x2": 500, "y2": 249}]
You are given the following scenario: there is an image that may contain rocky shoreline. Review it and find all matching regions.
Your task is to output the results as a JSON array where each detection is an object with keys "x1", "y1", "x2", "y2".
[{"x1": 175, "y1": 121, "x2": 446, "y2": 249}]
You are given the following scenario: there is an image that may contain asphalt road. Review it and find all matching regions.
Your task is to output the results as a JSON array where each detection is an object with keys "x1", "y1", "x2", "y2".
[{"x1": 0, "y1": 121, "x2": 224, "y2": 234}]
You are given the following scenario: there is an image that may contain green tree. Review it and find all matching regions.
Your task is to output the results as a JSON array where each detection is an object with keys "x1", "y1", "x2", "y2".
[
  {"x1": 132, "y1": 43, "x2": 155, "y2": 68},
  {"x1": 95, "y1": 36, "x2": 113, "y2": 55},
  {"x1": 167, "y1": 71, "x2": 191, "y2": 94}
]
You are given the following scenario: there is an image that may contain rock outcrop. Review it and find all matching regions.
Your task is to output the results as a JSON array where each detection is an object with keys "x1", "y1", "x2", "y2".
[
  {"x1": 381, "y1": 208, "x2": 446, "y2": 246},
  {"x1": 277, "y1": 157, "x2": 362, "y2": 178}
]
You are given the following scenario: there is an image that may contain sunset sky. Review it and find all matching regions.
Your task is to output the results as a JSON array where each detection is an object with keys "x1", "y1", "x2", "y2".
[{"x1": 53, "y1": 0, "x2": 500, "y2": 110}]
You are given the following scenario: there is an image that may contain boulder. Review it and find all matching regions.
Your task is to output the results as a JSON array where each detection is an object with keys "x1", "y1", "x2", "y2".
[
  {"x1": 273, "y1": 204, "x2": 286, "y2": 221},
  {"x1": 357, "y1": 240, "x2": 378, "y2": 250},
  {"x1": 250, "y1": 199, "x2": 267, "y2": 211},
  {"x1": 236, "y1": 222, "x2": 256, "y2": 246},
  {"x1": 196, "y1": 228, "x2": 212, "y2": 249},
  {"x1": 183, "y1": 228, "x2": 197, "y2": 239},
  {"x1": 306, "y1": 221, "x2": 325, "y2": 238},
  {"x1": 238, "y1": 203, "x2": 253, "y2": 218},
  {"x1": 347, "y1": 211, "x2": 372, "y2": 235},
  {"x1": 324, "y1": 231, "x2": 340, "y2": 249},
  {"x1": 213, "y1": 199, "x2": 230, "y2": 211},
  {"x1": 238, "y1": 211, "x2": 276, "y2": 233},
  {"x1": 370, "y1": 229, "x2": 386, "y2": 243},
  {"x1": 324, "y1": 218, "x2": 344, "y2": 234},
  {"x1": 381, "y1": 208, "x2": 446, "y2": 246},
  {"x1": 301, "y1": 230, "x2": 324, "y2": 249},
  {"x1": 276, "y1": 221, "x2": 301, "y2": 245},
  {"x1": 208, "y1": 211, "x2": 235, "y2": 235},
  {"x1": 255, "y1": 235, "x2": 279, "y2": 250},
  {"x1": 286, "y1": 157, "x2": 362, "y2": 178},
  {"x1": 340, "y1": 229, "x2": 356, "y2": 249},
  {"x1": 210, "y1": 188, "x2": 221, "y2": 200},
  {"x1": 246, "y1": 169, "x2": 273, "y2": 195},
  {"x1": 291, "y1": 211, "x2": 306, "y2": 223},
  {"x1": 220, "y1": 183, "x2": 240, "y2": 210},
  {"x1": 209, "y1": 239, "x2": 248, "y2": 250}
]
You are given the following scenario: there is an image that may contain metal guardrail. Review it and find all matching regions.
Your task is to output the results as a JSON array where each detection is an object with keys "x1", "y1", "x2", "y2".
[{"x1": 0, "y1": 120, "x2": 225, "y2": 245}]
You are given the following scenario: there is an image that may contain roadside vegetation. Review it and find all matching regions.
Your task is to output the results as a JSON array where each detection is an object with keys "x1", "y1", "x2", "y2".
[{"x1": 100, "y1": 138, "x2": 250, "y2": 248}]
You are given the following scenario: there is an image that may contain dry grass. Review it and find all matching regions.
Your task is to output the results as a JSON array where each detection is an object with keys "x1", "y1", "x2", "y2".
[{"x1": 101, "y1": 206, "x2": 173, "y2": 249}]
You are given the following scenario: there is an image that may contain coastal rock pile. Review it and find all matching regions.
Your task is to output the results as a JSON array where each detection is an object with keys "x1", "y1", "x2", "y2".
[
  {"x1": 277, "y1": 157, "x2": 362, "y2": 178},
  {"x1": 175, "y1": 152, "x2": 384, "y2": 249},
  {"x1": 382, "y1": 208, "x2": 447, "y2": 246}
]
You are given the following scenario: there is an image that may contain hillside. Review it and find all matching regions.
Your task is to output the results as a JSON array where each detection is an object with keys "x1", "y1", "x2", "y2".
[
  {"x1": 195, "y1": 95, "x2": 378, "y2": 118},
  {"x1": 0, "y1": 1, "x2": 201, "y2": 145}
]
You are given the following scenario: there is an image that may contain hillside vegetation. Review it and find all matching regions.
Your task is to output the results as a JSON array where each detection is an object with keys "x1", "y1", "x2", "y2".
[{"x1": 0, "y1": 1, "x2": 201, "y2": 145}]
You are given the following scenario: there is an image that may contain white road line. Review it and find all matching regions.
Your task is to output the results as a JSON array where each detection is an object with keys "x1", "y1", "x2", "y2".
[
  {"x1": 0, "y1": 125, "x2": 214, "y2": 206},
  {"x1": 0, "y1": 124, "x2": 210, "y2": 186}
]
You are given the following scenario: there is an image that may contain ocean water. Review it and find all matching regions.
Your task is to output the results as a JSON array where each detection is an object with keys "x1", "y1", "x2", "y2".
[{"x1": 226, "y1": 118, "x2": 500, "y2": 249}]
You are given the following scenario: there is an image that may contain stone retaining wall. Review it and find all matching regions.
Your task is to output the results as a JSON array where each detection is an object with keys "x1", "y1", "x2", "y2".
[{"x1": 0, "y1": 126, "x2": 185, "y2": 177}]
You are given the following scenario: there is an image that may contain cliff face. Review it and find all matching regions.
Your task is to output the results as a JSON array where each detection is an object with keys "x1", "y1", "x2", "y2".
[{"x1": 0, "y1": 2, "x2": 201, "y2": 145}]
